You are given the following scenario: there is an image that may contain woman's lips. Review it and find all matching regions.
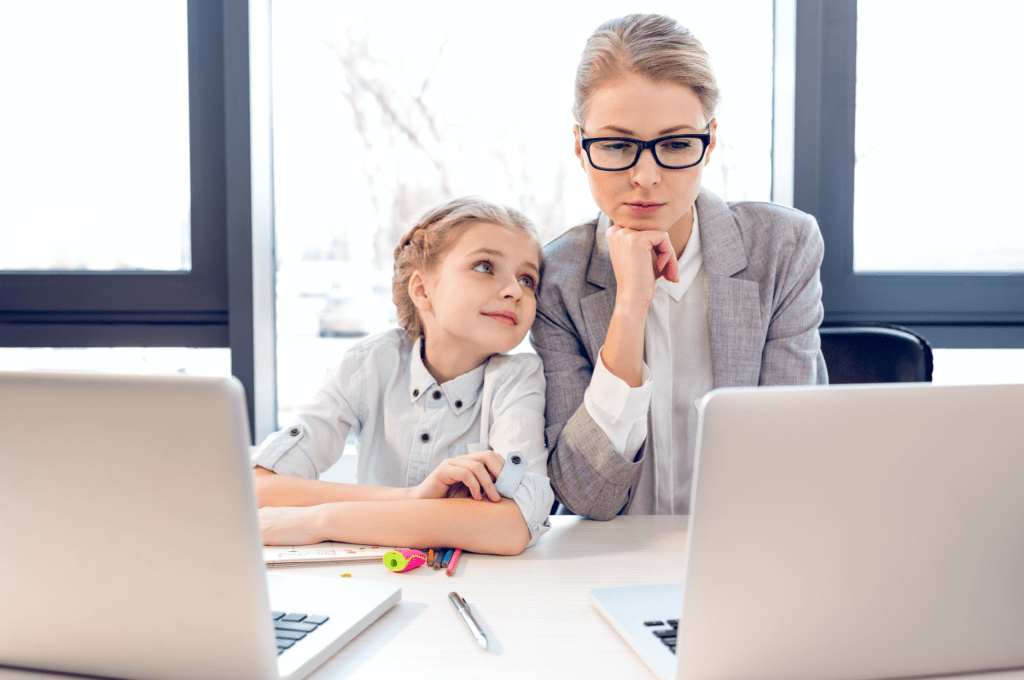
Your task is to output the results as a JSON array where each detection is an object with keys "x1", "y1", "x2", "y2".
[{"x1": 626, "y1": 202, "x2": 663, "y2": 216}]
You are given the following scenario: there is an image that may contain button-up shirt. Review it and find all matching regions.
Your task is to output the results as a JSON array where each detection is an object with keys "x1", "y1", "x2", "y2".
[{"x1": 252, "y1": 328, "x2": 553, "y2": 546}]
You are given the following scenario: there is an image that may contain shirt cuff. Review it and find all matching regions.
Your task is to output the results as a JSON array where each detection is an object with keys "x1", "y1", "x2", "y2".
[
  {"x1": 587, "y1": 347, "x2": 653, "y2": 422},
  {"x1": 494, "y1": 451, "x2": 527, "y2": 498},
  {"x1": 250, "y1": 424, "x2": 319, "y2": 479},
  {"x1": 509, "y1": 472, "x2": 554, "y2": 548},
  {"x1": 583, "y1": 348, "x2": 653, "y2": 461}
]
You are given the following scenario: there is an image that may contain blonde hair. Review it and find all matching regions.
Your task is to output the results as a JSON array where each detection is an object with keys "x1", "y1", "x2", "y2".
[
  {"x1": 392, "y1": 196, "x2": 541, "y2": 340},
  {"x1": 573, "y1": 14, "x2": 720, "y2": 126}
]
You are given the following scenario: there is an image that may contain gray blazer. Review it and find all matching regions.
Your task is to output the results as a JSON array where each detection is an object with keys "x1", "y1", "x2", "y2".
[{"x1": 531, "y1": 188, "x2": 827, "y2": 519}]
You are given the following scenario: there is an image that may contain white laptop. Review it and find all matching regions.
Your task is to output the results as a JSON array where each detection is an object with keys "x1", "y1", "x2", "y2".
[
  {"x1": 0, "y1": 371, "x2": 400, "y2": 680},
  {"x1": 592, "y1": 382, "x2": 1024, "y2": 680}
]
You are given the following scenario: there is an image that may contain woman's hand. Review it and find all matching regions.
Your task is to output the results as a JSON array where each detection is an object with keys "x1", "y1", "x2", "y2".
[
  {"x1": 412, "y1": 451, "x2": 505, "y2": 502},
  {"x1": 606, "y1": 224, "x2": 680, "y2": 309},
  {"x1": 259, "y1": 505, "x2": 325, "y2": 546}
]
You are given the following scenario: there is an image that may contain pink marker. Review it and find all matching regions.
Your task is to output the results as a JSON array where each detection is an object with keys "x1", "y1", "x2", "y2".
[{"x1": 383, "y1": 548, "x2": 427, "y2": 572}]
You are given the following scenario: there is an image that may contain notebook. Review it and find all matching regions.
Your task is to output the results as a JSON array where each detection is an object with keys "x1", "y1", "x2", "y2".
[
  {"x1": 592, "y1": 382, "x2": 1024, "y2": 680},
  {"x1": 0, "y1": 370, "x2": 401, "y2": 680}
]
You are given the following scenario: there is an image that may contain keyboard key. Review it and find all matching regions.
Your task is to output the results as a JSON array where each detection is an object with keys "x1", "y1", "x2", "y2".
[
  {"x1": 643, "y1": 620, "x2": 665, "y2": 626},
  {"x1": 276, "y1": 638, "x2": 296, "y2": 649},
  {"x1": 275, "y1": 629, "x2": 306, "y2": 641},
  {"x1": 281, "y1": 613, "x2": 307, "y2": 622},
  {"x1": 653, "y1": 629, "x2": 676, "y2": 638},
  {"x1": 276, "y1": 621, "x2": 317, "y2": 633},
  {"x1": 270, "y1": 611, "x2": 286, "y2": 620},
  {"x1": 666, "y1": 619, "x2": 679, "y2": 628},
  {"x1": 304, "y1": 614, "x2": 329, "y2": 625}
]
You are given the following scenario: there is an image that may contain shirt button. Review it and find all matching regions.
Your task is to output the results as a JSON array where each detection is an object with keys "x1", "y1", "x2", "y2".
[
  {"x1": 421, "y1": 433, "x2": 430, "y2": 443},
  {"x1": 289, "y1": 428, "x2": 299, "y2": 436},
  {"x1": 511, "y1": 455, "x2": 522, "y2": 465},
  {"x1": 432, "y1": 390, "x2": 442, "y2": 400},
  {"x1": 413, "y1": 389, "x2": 419, "y2": 397},
  {"x1": 455, "y1": 400, "x2": 462, "y2": 408}
]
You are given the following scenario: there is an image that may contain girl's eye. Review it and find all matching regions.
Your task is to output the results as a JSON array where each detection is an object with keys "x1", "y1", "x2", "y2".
[
  {"x1": 518, "y1": 274, "x2": 537, "y2": 290},
  {"x1": 472, "y1": 261, "x2": 493, "y2": 275}
]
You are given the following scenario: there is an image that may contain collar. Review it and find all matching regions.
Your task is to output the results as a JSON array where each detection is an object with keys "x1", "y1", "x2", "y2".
[
  {"x1": 407, "y1": 337, "x2": 486, "y2": 414},
  {"x1": 657, "y1": 202, "x2": 704, "y2": 302}
]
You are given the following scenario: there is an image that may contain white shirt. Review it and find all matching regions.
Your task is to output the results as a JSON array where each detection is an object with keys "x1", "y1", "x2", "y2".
[
  {"x1": 252, "y1": 328, "x2": 553, "y2": 546},
  {"x1": 583, "y1": 206, "x2": 714, "y2": 514}
]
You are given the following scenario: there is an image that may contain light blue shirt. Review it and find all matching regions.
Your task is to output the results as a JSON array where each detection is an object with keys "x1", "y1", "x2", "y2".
[{"x1": 252, "y1": 328, "x2": 553, "y2": 546}]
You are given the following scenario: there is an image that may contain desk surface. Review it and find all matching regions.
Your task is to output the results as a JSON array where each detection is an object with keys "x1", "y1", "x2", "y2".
[
  {"x1": 308, "y1": 514, "x2": 686, "y2": 679},
  {"x1": 2, "y1": 515, "x2": 1022, "y2": 680}
]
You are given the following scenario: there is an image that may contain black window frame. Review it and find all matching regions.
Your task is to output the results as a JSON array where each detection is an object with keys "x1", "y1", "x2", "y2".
[
  {"x1": 0, "y1": 0, "x2": 277, "y2": 439},
  {"x1": 793, "y1": 0, "x2": 1024, "y2": 348}
]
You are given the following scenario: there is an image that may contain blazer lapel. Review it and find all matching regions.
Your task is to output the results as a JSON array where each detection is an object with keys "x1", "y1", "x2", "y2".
[
  {"x1": 698, "y1": 190, "x2": 764, "y2": 388},
  {"x1": 579, "y1": 213, "x2": 618, "y2": 363}
]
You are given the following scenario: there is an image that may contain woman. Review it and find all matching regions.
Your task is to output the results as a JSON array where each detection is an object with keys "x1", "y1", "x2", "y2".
[{"x1": 531, "y1": 14, "x2": 827, "y2": 520}]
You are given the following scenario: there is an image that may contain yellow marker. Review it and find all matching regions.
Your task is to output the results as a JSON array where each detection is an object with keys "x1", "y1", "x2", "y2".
[{"x1": 340, "y1": 573, "x2": 351, "y2": 577}]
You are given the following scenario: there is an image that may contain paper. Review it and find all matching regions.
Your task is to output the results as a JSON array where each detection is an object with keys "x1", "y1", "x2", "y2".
[{"x1": 263, "y1": 541, "x2": 391, "y2": 567}]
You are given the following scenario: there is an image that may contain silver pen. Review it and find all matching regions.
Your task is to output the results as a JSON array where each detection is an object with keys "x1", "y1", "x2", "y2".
[{"x1": 448, "y1": 591, "x2": 488, "y2": 650}]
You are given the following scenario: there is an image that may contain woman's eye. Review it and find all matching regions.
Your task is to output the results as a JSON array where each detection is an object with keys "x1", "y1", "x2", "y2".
[
  {"x1": 518, "y1": 274, "x2": 537, "y2": 290},
  {"x1": 472, "y1": 261, "x2": 493, "y2": 274}
]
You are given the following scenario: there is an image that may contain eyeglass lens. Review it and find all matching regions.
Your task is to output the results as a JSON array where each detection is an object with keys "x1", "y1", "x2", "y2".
[{"x1": 590, "y1": 137, "x2": 705, "y2": 170}]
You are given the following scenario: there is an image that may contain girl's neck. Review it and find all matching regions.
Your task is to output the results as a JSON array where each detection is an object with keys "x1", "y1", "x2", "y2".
[{"x1": 420, "y1": 336, "x2": 488, "y2": 384}]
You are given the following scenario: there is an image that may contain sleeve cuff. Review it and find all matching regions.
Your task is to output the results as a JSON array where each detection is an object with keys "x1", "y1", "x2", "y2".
[
  {"x1": 510, "y1": 472, "x2": 554, "y2": 548},
  {"x1": 494, "y1": 451, "x2": 527, "y2": 498},
  {"x1": 589, "y1": 347, "x2": 653, "y2": 422}
]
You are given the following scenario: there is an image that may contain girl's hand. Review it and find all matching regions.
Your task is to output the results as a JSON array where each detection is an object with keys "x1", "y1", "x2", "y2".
[
  {"x1": 259, "y1": 505, "x2": 324, "y2": 546},
  {"x1": 606, "y1": 224, "x2": 680, "y2": 309},
  {"x1": 412, "y1": 451, "x2": 505, "y2": 502}
]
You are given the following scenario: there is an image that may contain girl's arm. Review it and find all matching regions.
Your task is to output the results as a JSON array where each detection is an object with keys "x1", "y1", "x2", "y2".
[
  {"x1": 254, "y1": 450, "x2": 505, "y2": 508},
  {"x1": 259, "y1": 497, "x2": 531, "y2": 556}
]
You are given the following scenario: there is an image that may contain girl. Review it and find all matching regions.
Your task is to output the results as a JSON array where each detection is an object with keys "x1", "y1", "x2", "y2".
[
  {"x1": 255, "y1": 197, "x2": 553, "y2": 555},
  {"x1": 532, "y1": 14, "x2": 827, "y2": 520}
]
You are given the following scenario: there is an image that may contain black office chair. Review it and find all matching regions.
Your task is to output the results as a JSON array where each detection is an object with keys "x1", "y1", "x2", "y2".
[{"x1": 818, "y1": 324, "x2": 933, "y2": 384}]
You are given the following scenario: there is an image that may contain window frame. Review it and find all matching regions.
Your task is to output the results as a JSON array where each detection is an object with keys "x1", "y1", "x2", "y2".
[
  {"x1": 793, "y1": 0, "x2": 1024, "y2": 348},
  {"x1": 0, "y1": 0, "x2": 277, "y2": 439}
]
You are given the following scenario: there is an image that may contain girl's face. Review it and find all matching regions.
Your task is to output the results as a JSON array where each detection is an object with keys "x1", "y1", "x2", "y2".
[
  {"x1": 574, "y1": 73, "x2": 716, "y2": 251},
  {"x1": 412, "y1": 221, "x2": 540, "y2": 379}
]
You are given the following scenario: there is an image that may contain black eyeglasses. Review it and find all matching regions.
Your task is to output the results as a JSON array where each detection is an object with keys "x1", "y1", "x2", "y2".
[{"x1": 580, "y1": 128, "x2": 712, "y2": 171}]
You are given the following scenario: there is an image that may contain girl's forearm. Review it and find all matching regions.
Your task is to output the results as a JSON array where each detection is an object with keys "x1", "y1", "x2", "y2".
[
  {"x1": 253, "y1": 467, "x2": 411, "y2": 508},
  {"x1": 314, "y1": 498, "x2": 531, "y2": 556}
]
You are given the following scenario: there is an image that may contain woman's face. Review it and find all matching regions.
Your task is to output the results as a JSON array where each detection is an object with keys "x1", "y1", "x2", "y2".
[{"x1": 575, "y1": 73, "x2": 716, "y2": 251}]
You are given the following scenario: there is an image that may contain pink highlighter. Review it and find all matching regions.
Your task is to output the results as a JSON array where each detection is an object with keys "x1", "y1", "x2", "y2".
[{"x1": 383, "y1": 548, "x2": 427, "y2": 572}]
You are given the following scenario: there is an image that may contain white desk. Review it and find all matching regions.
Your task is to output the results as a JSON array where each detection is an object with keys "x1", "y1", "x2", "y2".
[
  {"x1": 1, "y1": 515, "x2": 1021, "y2": 680},
  {"x1": 306, "y1": 514, "x2": 686, "y2": 679}
]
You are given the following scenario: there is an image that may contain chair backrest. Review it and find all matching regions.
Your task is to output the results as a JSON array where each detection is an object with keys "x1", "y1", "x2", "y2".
[{"x1": 819, "y1": 324, "x2": 933, "y2": 384}]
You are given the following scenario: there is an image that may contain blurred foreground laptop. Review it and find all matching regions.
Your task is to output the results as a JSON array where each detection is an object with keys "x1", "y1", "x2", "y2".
[
  {"x1": 0, "y1": 371, "x2": 400, "y2": 680},
  {"x1": 592, "y1": 382, "x2": 1024, "y2": 680}
]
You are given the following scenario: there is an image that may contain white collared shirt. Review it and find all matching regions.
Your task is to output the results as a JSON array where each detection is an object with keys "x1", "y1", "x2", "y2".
[
  {"x1": 252, "y1": 328, "x2": 553, "y2": 546},
  {"x1": 583, "y1": 206, "x2": 714, "y2": 514}
]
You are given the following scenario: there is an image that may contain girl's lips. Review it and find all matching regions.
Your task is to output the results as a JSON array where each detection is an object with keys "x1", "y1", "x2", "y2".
[
  {"x1": 484, "y1": 311, "x2": 517, "y2": 326},
  {"x1": 626, "y1": 202, "x2": 663, "y2": 216}
]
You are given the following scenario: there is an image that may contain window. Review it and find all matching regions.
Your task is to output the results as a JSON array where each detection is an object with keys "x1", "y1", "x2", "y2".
[
  {"x1": 794, "y1": 0, "x2": 1024, "y2": 348},
  {"x1": 0, "y1": 0, "x2": 274, "y2": 439}
]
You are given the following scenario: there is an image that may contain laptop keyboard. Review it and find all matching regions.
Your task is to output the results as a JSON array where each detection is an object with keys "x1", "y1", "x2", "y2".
[
  {"x1": 272, "y1": 610, "x2": 330, "y2": 656},
  {"x1": 643, "y1": 618, "x2": 679, "y2": 654}
]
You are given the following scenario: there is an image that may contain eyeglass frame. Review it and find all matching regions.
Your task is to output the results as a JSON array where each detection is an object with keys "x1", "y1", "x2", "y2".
[{"x1": 579, "y1": 126, "x2": 713, "y2": 171}]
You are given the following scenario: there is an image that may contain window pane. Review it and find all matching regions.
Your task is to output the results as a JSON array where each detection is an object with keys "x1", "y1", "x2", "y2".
[
  {"x1": 0, "y1": 1, "x2": 190, "y2": 272},
  {"x1": 271, "y1": 1, "x2": 773, "y2": 425},
  {"x1": 854, "y1": 1, "x2": 1024, "y2": 272},
  {"x1": 0, "y1": 347, "x2": 230, "y2": 377}
]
